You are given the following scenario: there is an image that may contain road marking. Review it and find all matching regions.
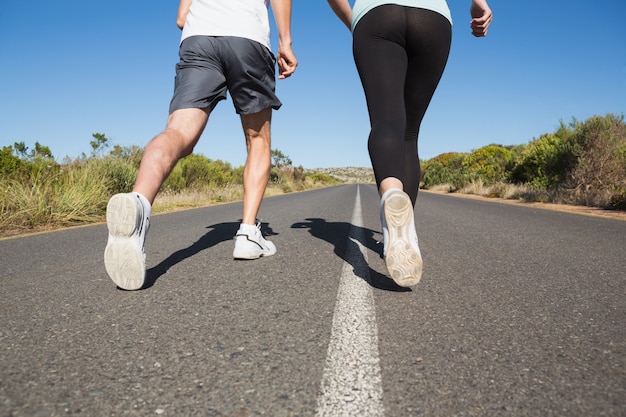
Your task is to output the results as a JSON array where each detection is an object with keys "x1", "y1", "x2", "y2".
[{"x1": 316, "y1": 186, "x2": 385, "y2": 417}]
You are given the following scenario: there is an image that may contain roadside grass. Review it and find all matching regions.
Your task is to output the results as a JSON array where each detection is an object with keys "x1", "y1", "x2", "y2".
[
  {"x1": 1, "y1": 163, "x2": 109, "y2": 235},
  {"x1": 4, "y1": 152, "x2": 624, "y2": 239},
  {"x1": 454, "y1": 179, "x2": 620, "y2": 208},
  {"x1": 457, "y1": 179, "x2": 553, "y2": 203},
  {"x1": 152, "y1": 185, "x2": 244, "y2": 214},
  {"x1": 0, "y1": 165, "x2": 369, "y2": 238}
]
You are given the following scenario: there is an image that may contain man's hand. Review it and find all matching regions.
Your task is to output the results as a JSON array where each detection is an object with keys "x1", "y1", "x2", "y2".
[
  {"x1": 470, "y1": 1, "x2": 493, "y2": 37},
  {"x1": 277, "y1": 45, "x2": 298, "y2": 79},
  {"x1": 269, "y1": 0, "x2": 298, "y2": 79}
]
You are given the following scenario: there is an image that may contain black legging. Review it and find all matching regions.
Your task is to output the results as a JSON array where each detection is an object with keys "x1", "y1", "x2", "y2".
[{"x1": 353, "y1": 5, "x2": 452, "y2": 205}]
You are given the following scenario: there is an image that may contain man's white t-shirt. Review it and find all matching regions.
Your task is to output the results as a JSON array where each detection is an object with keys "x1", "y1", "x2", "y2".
[{"x1": 181, "y1": 0, "x2": 271, "y2": 50}]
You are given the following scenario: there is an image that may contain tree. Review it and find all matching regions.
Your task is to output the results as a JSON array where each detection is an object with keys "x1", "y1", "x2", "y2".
[
  {"x1": 11, "y1": 141, "x2": 54, "y2": 161},
  {"x1": 109, "y1": 144, "x2": 143, "y2": 168},
  {"x1": 13, "y1": 141, "x2": 28, "y2": 158},
  {"x1": 271, "y1": 149, "x2": 292, "y2": 168},
  {"x1": 90, "y1": 133, "x2": 110, "y2": 156},
  {"x1": 33, "y1": 142, "x2": 53, "y2": 159}
]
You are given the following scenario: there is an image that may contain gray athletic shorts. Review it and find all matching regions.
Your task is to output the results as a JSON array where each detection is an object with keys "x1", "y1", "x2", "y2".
[{"x1": 169, "y1": 36, "x2": 281, "y2": 115}]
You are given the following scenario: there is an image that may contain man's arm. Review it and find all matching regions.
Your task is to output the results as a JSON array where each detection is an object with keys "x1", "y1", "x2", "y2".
[
  {"x1": 177, "y1": 0, "x2": 192, "y2": 30},
  {"x1": 326, "y1": 0, "x2": 352, "y2": 31},
  {"x1": 269, "y1": 0, "x2": 298, "y2": 79}
]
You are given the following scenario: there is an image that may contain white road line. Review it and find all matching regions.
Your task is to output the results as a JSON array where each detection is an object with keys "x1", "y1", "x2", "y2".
[{"x1": 316, "y1": 186, "x2": 385, "y2": 417}]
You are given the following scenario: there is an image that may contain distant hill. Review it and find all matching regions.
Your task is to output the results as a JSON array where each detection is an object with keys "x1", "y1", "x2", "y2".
[{"x1": 306, "y1": 167, "x2": 375, "y2": 184}]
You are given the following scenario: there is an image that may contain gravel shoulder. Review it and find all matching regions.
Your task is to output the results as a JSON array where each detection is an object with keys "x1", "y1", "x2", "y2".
[{"x1": 422, "y1": 189, "x2": 626, "y2": 222}]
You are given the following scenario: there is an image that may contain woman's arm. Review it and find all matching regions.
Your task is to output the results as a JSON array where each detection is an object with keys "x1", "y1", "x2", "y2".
[{"x1": 327, "y1": 0, "x2": 352, "y2": 30}]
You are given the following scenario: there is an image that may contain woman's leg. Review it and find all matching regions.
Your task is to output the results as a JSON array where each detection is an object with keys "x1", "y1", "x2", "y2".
[
  {"x1": 403, "y1": 8, "x2": 451, "y2": 204},
  {"x1": 353, "y1": 5, "x2": 451, "y2": 205},
  {"x1": 353, "y1": 5, "x2": 408, "y2": 195}
]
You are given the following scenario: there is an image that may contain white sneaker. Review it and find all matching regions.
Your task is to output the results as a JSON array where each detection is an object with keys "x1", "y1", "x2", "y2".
[
  {"x1": 104, "y1": 193, "x2": 150, "y2": 290},
  {"x1": 233, "y1": 223, "x2": 276, "y2": 260},
  {"x1": 380, "y1": 189, "x2": 423, "y2": 287}
]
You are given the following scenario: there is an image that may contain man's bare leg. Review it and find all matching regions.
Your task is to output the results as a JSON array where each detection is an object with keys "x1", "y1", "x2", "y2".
[
  {"x1": 240, "y1": 108, "x2": 272, "y2": 225},
  {"x1": 231, "y1": 108, "x2": 276, "y2": 260},
  {"x1": 134, "y1": 108, "x2": 210, "y2": 204},
  {"x1": 104, "y1": 107, "x2": 209, "y2": 289}
]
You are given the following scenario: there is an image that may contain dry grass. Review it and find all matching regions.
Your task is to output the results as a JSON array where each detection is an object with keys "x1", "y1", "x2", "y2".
[
  {"x1": 153, "y1": 185, "x2": 244, "y2": 213},
  {"x1": 456, "y1": 180, "x2": 557, "y2": 203},
  {"x1": 0, "y1": 164, "x2": 108, "y2": 234},
  {"x1": 425, "y1": 183, "x2": 456, "y2": 193},
  {"x1": 0, "y1": 165, "x2": 375, "y2": 238},
  {"x1": 150, "y1": 176, "x2": 356, "y2": 214}
]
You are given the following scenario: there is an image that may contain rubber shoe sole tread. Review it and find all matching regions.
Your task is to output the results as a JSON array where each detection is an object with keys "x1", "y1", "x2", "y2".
[
  {"x1": 104, "y1": 194, "x2": 146, "y2": 290},
  {"x1": 383, "y1": 191, "x2": 423, "y2": 287}
]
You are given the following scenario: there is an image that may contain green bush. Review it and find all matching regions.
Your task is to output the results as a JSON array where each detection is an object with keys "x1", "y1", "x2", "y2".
[
  {"x1": 160, "y1": 154, "x2": 240, "y2": 193},
  {"x1": 422, "y1": 161, "x2": 457, "y2": 188},
  {"x1": 206, "y1": 160, "x2": 234, "y2": 187},
  {"x1": 97, "y1": 157, "x2": 138, "y2": 194},
  {"x1": 108, "y1": 145, "x2": 143, "y2": 169},
  {"x1": 461, "y1": 144, "x2": 513, "y2": 185},
  {"x1": 0, "y1": 146, "x2": 24, "y2": 177},
  {"x1": 421, "y1": 152, "x2": 469, "y2": 189},
  {"x1": 232, "y1": 166, "x2": 244, "y2": 184},
  {"x1": 305, "y1": 172, "x2": 339, "y2": 184},
  {"x1": 508, "y1": 133, "x2": 569, "y2": 188},
  {"x1": 181, "y1": 154, "x2": 213, "y2": 188},
  {"x1": 161, "y1": 161, "x2": 186, "y2": 193}
]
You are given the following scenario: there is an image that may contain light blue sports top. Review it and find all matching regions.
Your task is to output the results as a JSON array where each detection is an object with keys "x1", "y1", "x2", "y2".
[{"x1": 352, "y1": 0, "x2": 452, "y2": 31}]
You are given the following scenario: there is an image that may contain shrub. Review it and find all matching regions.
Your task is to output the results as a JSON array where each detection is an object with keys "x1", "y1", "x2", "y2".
[
  {"x1": 109, "y1": 145, "x2": 143, "y2": 169},
  {"x1": 421, "y1": 152, "x2": 468, "y2": 189},
  {"x1": 96, "y1": 157, "x2": 138, "y2": 194},
  {"x1": 508, "y1": 133, "x2": 569, "y2": 188},
  {"x1": 160, "y1": 154, "x2": 238, "y2": 192},
  {"x1": 305, "y1": 172, "x2": 340, "y2": 184},
  {"x1": 0, "y1": 146, "x2": 24, "y2": 177},
  {"x1": 561, "y1": 114, "x2": 626, "y2": 208},
  {"x1": 206, "y1": 160, "x2": 234, "y2": 187},
  {"x1": 461, "y1": 144, "x2": 513, "y2": 185},
  {"x1": 181, "y1": 154, "x2": 213, "y2": 188},
  {"x1": 161, "y1": 162, "x2": 186, "y2": 193}
]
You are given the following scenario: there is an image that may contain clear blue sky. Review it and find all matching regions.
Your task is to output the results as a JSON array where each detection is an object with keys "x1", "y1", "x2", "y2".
[{"x1": 1, "y1": 1, "x2": 624, "y2": 169}]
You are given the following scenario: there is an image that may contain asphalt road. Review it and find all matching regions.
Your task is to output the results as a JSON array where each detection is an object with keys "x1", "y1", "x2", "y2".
[{"x1": 1, "y1": 184, "x2": 624, "y2": 417}]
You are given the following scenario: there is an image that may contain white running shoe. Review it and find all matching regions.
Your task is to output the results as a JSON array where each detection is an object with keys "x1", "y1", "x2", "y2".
[
  {"x1": 233, "y1": 223, "x2": 276, "y2": 260},
  {"x1": 104, "y1": 193, "x2": 150, "y2": 290},
  {"x1": 380, "y1": 189, "x2": 423, "y2": 287}
]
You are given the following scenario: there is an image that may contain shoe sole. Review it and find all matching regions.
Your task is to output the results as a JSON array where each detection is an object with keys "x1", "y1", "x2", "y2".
[
  {"x1": 104, "y1": 194, "x2": 146, "y2": 290},
  {"x1": 233, "y1": 251, "x2": 274, "y2": 260},
  {"x1": 233, "y1": 244, "x2": 276, "y2": 260},
  {"x1": 383, "y1": 192, "x2": 423, "y2": 287}
]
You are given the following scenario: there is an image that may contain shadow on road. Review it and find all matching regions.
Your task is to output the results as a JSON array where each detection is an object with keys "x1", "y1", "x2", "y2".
[
  {"x1": 291, "y1": 218, "x2": 410, "y2": 293},
  {"x1": 143, "y1": 221, "x2": 277, "y2": 289}
]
